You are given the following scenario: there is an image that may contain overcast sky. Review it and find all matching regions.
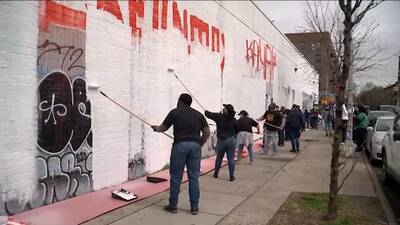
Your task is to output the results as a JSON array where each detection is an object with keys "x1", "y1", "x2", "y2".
[{"x1": 256, "y1": 1, "x2": 400, "y2": 88}]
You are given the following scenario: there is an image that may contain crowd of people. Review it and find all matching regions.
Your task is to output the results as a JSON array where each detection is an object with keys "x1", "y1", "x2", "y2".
[{"x1": 151, "y1": 93, "x2": 313, "y2": 215}]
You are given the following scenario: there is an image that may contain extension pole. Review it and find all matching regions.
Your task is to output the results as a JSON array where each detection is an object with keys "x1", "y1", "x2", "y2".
[
  {"x1": 167, "y1": 68, "x2": 206, "y2": 111},
  {"x1": 99, "y1": 91, "x2": 174, "y2": 140}
]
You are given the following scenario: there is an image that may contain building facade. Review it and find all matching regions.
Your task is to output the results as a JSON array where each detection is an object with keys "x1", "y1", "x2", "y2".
[
  {"x1": 286, "y1": 32, "x2": 337, "y2": 105},
  {"x1": 0, "y1": 1, "x2": 317, "y2": 215}
]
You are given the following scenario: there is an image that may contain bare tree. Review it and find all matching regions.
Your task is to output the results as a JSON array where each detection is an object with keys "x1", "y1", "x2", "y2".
[
  {"x1": 327, "y1": 0, "x2": 383, "y2": 219},
  {"x1": 300, "y1": 0, "x2": 390, "y2": 77}
]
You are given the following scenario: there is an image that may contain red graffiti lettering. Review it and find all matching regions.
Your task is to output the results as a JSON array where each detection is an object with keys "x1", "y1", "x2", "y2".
[
  {"x1": 152, "y1": 0, "x2": 168, "y2": 30},
  {"x1": 211, "y1": 27, "x2": 220, "y2": 52},
  {"x1": 129, "y1": 0, "x2": 144, "y2": 37},
  {"x1": 39, "y1": 1, "x2": 86, "y2": 32},
  {"x1": 97, "y1": 0, "x2": 123, "y2": 22},
  {"x1": 172, "y1": 1, "x2": 188, "y2": 40},
  {"x1": 246, "y1": 39, "x2": 277, "y2": 81},
  {"x1": 190, "y1": 15, "x2": 209, "y2": 46}
]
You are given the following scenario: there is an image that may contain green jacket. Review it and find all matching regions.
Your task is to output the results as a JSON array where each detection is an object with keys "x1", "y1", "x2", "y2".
[{"x1": 355, "y1": 112, "x2": 368, "y2": 129}]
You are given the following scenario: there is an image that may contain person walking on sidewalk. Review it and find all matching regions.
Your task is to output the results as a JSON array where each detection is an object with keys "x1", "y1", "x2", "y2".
[
  {"x1": 322, "y1": 107, "x2": 333, "y2": 136},
  {"x1": 236, "y1": 110, "x2": 260, "y2": 164},
  {"x1": 354, "y1": 105, "x2": 369, "y2": 152},
  {"x1": 258, "y1": 103, "x2": 282, "y2": 156},
  {"x1": 278, "y1": 106, "x2": 287, "y2": 146},
  {"x1": 286, "y1": 104, "x2": 305, "y2": 152},
  {"x1": 304, "y1": 109, "x2": 310, "y2": 129},
  {"x1": 341, "y1": 104, "x2": 349, "y2": 143},
  {"x1": 151, "y1": 94, "x2": 210, "y2": 215},
  {"x1": 205, "y1": 104, "x2": 238, "y2": 181}
]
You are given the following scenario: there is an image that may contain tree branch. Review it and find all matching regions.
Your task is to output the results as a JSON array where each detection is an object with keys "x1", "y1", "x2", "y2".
[{"x1": 337, "y1": 157, "x2": 359, "y2": 193}]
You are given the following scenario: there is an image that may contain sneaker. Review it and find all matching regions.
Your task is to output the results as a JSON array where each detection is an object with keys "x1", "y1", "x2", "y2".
[
  {"x1": 229, "y1": 176, "x2": 235, "y2": 182},
  {"x1": 164, "y1": 205, "x2": 178, "y2": 214},
  {"x1": 191, "y1": 206, "x2": 199, "y2": 215},
  {"x1": 290, "y1": 149, "x2": 296, "y2": 152},
  {"x1": 213, "y1": 173, "x2": 218, "y2": 178}
]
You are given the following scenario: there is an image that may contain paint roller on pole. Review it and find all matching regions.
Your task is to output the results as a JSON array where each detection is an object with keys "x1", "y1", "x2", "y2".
[
  {"x1": 167, "y1": 68, "x2": 206, "y2": 111},
  {"x1": 99, "y1": 91, "x2": 174, "y2": 140}
]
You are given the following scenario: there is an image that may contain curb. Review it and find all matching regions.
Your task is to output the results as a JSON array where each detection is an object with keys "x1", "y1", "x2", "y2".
[{"x1": 362, "y1": 153, "x2": 399, "y2": 225}]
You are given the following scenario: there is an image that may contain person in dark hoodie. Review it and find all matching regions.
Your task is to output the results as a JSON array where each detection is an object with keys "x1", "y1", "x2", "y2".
[
  {"x1": 237, "y1": 110, "x2": 260, "y2": 164},
  {"x1": 286, "y1": 104, "x2": 305, "y2": 152},
  {"x1": 151, "y1": 94, "x2": 210, "y2": 215},
  {"x1": 257, "y1": 103, "x2": 282, "y2": 156},
  {"x1": 205, "y1": 104, "x2": 239, "y2": 181}
]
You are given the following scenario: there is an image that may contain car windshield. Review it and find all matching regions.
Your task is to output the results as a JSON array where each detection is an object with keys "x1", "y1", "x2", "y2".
[
  {"x1": 368, "y1": 111, "x2": 395, "y2": 126},
  {"x1": 376, "y1": 119, "x2": 393, "y2": 131}
]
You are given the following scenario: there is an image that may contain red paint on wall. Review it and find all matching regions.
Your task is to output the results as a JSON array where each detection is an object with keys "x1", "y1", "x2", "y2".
[
  {"x1": 129, "y1": 0, "x2": 144, "y2": 37},
  {"x1": 246, "y1": 39, "x2": 277, "y2": 81},
  {"x1": 211, "y1": 26, "x2": 220, "y2": 52},
  {"x1": 152, "y1": 0, "x2": 159, "y2": 29},
  {"x1": 190, "y1": 15, "x2": 209, "y2": 46},
  {"x1": 172, "y1": 1, "x2": 188, "y2": 40},
  {"x1": 161, "y1": 0, "x2": 168, "y2": 30},
  {"x1": 220, "y1": 33, "x2": 225, "y2": 73},
  {"x1": 97, "y1": 0, "x2": 124, "y2": 23},
  {"x1": 153, "y1": 0, "x2": 168, "y2": 30},
  {"x1": 39, "y1": 1, "x2": 86, "y2": 32}
]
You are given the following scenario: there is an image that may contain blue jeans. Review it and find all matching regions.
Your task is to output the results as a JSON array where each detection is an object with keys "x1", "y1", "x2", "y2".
[
  {"x1": 288, "y1": 128, "x2": 300, "y2": 151},
  {"x1": 237, "y1": 144, "x2": 254, "y2": 161},
  {"x1": 264, "y1": 130, "x2": 278, "y2": 154},
  {"x1": 169, "y1": 141, "x2": 201, "y2": 208},
  {"x1": 214, "y1": 137, "x2": 236, "y2": 178}
]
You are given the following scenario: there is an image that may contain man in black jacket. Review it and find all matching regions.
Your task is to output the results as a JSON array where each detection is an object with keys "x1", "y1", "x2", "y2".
[
  {"x1": 286, "y1": 104, "x2": 305, "y2": 152},
  {"x1": 152, "y1": 94, "x2": 210, "y2": 215},
  {"x1": 205, "y1": 104, "x2": 238, "y2": 181},
  {"x1": 258, "y1": 103, "x2": 282, "y2": 155}
]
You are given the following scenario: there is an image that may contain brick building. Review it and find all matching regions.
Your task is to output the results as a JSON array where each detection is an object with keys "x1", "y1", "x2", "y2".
[
  {"x1": 0, "y1": 1, "x2": 317, "y2": 215},
  {"x1": 286, "y1": 32, "x2": 338, "y2": 105}
]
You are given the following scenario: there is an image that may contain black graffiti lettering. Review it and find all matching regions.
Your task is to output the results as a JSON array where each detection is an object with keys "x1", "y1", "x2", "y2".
[
  {"x1": 128, "y1": 153, "x2": 146, "y2": 180},
  {"x1": 37, "y1": 39, "x2": 86, "y2": 72}
]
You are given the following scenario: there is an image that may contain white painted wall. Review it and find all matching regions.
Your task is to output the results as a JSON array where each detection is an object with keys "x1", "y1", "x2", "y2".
[
  {"x1": 0, "y1": 0, "x2": 318, "y2": 215},
  {"x1": 0, "y1": 1, "x2": 38, "y2": 214}
]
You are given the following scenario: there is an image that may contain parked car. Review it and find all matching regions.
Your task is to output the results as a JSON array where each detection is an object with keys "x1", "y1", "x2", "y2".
[
  {"x1": 367, "y1": 110, "x2": 395, "y2": 127},
  {"x1": 381, "y1": 114, "x2": 400, "y2": 185},
  {"x1": 365, "y1": 116, "x2": 395, "y2": 163}
]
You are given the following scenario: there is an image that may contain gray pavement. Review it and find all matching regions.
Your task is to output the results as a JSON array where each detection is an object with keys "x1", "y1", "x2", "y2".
[{"x1": 82, "y1": 129, "x2": 378, "y2": 225}]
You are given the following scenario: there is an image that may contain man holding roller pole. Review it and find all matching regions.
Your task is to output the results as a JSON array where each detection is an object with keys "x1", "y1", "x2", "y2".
[
  {"x1": 151, "y1": 93, "x2": 210, "y2": 215},
  {"x1": 205, "y1": 104, "x2": 239, "y2": 182}
]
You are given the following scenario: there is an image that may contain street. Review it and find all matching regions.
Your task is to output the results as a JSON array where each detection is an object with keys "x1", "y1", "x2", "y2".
[{"x1": 372, "y1": 164, "x2": 400, "y2": 223}]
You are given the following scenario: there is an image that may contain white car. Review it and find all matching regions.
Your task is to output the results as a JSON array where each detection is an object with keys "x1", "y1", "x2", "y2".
[
  {"x1": 365, "y1": 116, "x2": 395, "y2": 163},
  {"x1": 381, "y1": 114, "x2": 400, "y2": 185}
]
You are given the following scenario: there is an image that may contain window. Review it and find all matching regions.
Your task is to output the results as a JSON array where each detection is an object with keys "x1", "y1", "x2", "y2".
[
  {"x1": 394, "y1": 116, "x2": 400, "y2": 131},
  {"x1": 316, "y1": 54, "x2": 321, "y2": 63},
  {"x1": 316, "y1": 41, "x2": 321, "y2": 50},
  {"x1": 299, "y1": 41, "x2": 305, "y2": 49},
  {"x1": 311, "y1": 43, "x2": 315, "y2": 52},
  {"x1": 376, "y1": 119, "x2": 393, "y2": 131}
]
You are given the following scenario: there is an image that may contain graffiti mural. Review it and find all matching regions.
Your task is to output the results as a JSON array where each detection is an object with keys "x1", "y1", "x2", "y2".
[
  {"x1": 245, "y1": 39, "x2": 277, "y2": 81},
  {"x1": 128, "y1": 153, "x2": 146, "y2": 180},
  {"x1": 3, "y1": 1, "x2": 92, "y2": 215}
]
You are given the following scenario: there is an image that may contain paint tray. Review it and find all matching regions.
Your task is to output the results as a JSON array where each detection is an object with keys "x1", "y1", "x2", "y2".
[
  {"x1": 146, "y1": 176, "x2": 168, "y2": 183},
  {"x1": 111, "y1": 188, "x2": 138, "y2": 201}
]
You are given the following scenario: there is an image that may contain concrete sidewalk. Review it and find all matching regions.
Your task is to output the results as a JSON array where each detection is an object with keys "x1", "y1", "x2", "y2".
[{"x1": 83, "y1": 129, "x2": 376, "y2": 225}]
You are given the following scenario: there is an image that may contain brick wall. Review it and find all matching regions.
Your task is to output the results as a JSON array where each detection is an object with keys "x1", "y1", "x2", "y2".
[{"x1": 0, "y1": 0, "x2": 318, "y2": 215}]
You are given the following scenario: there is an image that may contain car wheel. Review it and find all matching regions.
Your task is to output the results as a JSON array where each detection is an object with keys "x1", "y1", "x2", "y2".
[{"x1": 382, "y1": 151, "x2": 393, "y2": 186}]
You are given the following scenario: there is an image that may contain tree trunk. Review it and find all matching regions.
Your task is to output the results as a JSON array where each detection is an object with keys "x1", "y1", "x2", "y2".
[{"x1": 326, "y1": 7, "x2": 353, "y2": 219}]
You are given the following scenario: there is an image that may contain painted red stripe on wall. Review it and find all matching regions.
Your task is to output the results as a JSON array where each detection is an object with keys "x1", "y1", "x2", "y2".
[{"x1": 39, "y1": 1, "x2": 86, "y2": 31}]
